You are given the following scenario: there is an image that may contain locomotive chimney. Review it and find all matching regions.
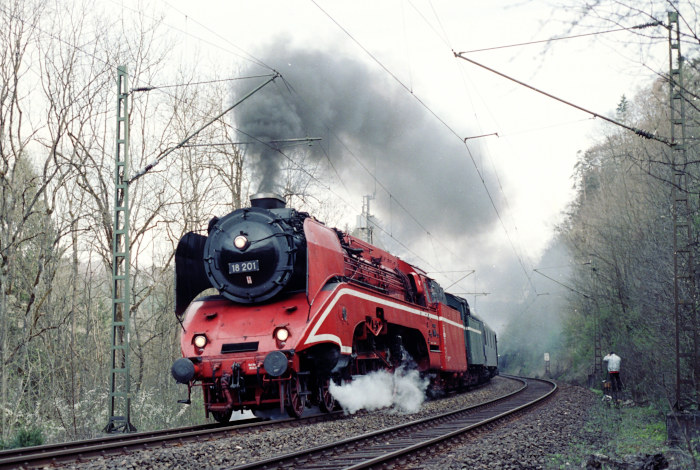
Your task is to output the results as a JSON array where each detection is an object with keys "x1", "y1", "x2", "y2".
[{"x1": 250, "y1": 192, "x2": 286, "y2": 209}]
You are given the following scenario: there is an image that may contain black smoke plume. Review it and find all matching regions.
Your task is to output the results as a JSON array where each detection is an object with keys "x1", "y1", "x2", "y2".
[{"x1": 232, "y1": 38, "x2": 502, "y2": 244}]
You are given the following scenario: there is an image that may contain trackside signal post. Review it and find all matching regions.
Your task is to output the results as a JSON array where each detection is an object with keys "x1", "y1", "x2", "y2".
[
  {"x1": 104, "y1": 65, "x2": 135, "y2": 433},
  {"x1": 103, "y1": 67, "x2": 279, "y2": 433}
]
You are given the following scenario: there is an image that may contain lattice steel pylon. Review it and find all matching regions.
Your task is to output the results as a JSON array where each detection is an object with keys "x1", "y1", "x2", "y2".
[
  {"x1": 593, "y1": 311, "x2": 602, "y2": 375},
  {"x1": 104, "y1": 66, "x2": 136, "y2": 432},
  {"x1": 669, "y1": 12, "x2": 699, "y2": 411}
]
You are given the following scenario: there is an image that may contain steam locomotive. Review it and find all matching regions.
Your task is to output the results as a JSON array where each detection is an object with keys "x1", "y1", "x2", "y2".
[{"x1": 171, "y1": 193, "x2": 497, "y2": 421}]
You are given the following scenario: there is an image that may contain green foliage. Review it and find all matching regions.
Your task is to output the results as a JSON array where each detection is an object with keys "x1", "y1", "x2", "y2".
[
  {"x1": 0, "y1": 427, "x2": 44, "y2": 450},
  {"x1": 131, "y1": 385, "x2": 205, "y2": 431},
  {"x1": 615, "y1": 94, "x2": 629, "y2": 121},
  {"x1": 554, "y1": 67, "x2": 692, "y2": 401},
  {"x1": 613, "y1": 407, "x2": 667, "y2": 454},
  {"x1": 547, "y1": 398, "x2": 670, "y2": 468},
  {"x1": 0, "y1": 383, "x2": 204, "y2": 444}
]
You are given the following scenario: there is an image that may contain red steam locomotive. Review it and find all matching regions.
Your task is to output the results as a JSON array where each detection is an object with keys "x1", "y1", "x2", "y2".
[{"x1": 171, "y1": 194, "x2": 497, "y2": 421}]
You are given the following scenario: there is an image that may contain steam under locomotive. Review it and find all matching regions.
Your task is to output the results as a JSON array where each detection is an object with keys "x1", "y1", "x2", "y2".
[{"x1": 171, "y1": 193, "x2": 497, "y2": 421}]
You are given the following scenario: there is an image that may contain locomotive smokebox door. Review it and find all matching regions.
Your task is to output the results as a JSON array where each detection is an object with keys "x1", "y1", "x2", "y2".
[{"x1": 203, "y1": 207, "x2": 296, "y2": 303}]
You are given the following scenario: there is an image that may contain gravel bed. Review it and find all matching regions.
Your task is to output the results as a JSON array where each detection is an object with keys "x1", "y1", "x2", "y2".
[
  {"x1": 61, "y1": 376, "x2": 520, "y2": 469},
  {"x1": 415, "y1": 383, "x2": 691, "y2": 470},
  {"x1": 416, "y1": 382, "x2": 599, "y2": 469},
  {"x1": 60, "y1": 378, "x2": 694, "y2": 470}
]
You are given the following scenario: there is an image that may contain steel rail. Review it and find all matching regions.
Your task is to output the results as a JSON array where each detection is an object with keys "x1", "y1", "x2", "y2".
[
  {"x1": 347, "y1": 377, "x2": 556, "y2": 469},
  {"x1": 230, "y1": 376, "x2": 555, "y2": 470},
  {"x1": 0, "y1": 411, "x2": 342, "y2": 469},
  {"x1": 0, "y1": 421, "x2": 243, "y2": 461}
]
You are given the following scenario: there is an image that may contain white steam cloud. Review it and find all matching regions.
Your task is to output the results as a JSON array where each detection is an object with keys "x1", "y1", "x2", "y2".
[{"x1": 329, "y1": 367, "x2": 429, "y2": 415}]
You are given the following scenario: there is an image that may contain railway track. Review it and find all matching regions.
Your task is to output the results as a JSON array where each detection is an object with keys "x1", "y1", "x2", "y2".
[
  {"x1": 0, "y1": 376, "x2": 552, "y2": 469},
  {"x1": 0, "y1": 411, "x2": 341, "y2": 469},
  {"x1": 231, "y1": 376, "x2": 556, "y2": 470}
]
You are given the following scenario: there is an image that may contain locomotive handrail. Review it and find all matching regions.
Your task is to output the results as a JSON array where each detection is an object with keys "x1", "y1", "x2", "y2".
[{"x1": 343, "y1": 256, "x2": 407, "y2": 296}]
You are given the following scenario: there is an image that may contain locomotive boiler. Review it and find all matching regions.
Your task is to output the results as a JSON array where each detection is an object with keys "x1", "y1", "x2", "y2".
[{"x1": 171, "y1": 193, "x2": 497, "y2": 421}]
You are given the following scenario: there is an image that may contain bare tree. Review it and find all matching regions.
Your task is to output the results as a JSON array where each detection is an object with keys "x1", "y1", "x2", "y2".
[{"x1": 562, "y1": 82, "x2": 689, "y2": 403}]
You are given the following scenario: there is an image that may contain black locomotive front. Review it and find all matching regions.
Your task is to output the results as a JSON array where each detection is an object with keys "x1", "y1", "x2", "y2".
[{"x1": 175, "y1": 194, "x2": 308, "y2": 315}]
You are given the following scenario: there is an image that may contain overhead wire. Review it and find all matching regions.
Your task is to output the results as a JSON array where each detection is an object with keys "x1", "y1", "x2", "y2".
[
  {"x1": 443, "y1": 20, "x2": 668, "y2": 298},
  {"x1": 309, "y1": 0, "x2": 459, "y2": 139},
  {"x1": 113, "y1": 0, "x2": 563, "y2": 292},
  {"x1": 447, "y1": 47, "x2": 541, "y2": 293},
  {"x1": 229, "y1": 123, "x2": 439, "y2": 270},
  {"x1": 9, "y1": 1, "x2": 583, "y2": 299},
  {"x1": 457, "y1": 21, "x2": 664, "y2": 54},
  {"x1": 128, "y1": 3, "x2": 691, "y2": 315},
  {"x1": 533, "y1": 269, "x2": 591, "y2": 299},
  {"x1": 16, "y1": 1, "x2": 672, "y2": 299},
  {"x1": 108, "y1": 0, "x2": 275, "y2": 72},
  {"x1": 262, "y1": 78, "x2": 355, "y2": 199},
  {"x1": 0, "y1": 2, "x2": 278, "y2": 117},
  {"x1": 2, "y1": 0, "x2": 289, "y2": 185},
  {"x1": 416, "y1": 2, "x2": 545, "y2": 293},
  {"x1": 0, "y1": 2, "x2": 115, "y2": 71},
  {"x1": 0, "y1": 0, "x2": 317, "y2": 241},
  {"x1": 427, "y1": 0, "x2": 453, "y2": 48},
  {"x1": 453, "y1": 51, "x2": 672, "y2": 146},
  {"x1": 368, "y1": 8, "x2": 670, "y2": 298},
  {"x1": 130, "y1": 75, "x2": 278, "y2": 92},
  {"x1": 130, "y1": 73, "x2": 281, "y2": 183},
  {"x1": 446, "y1": 35, "x2": 531, "y2": 284},
  {"x1": 216, "y1": 18, "x2": 464, "y2": 273},
  {"x1": 311, "y1": 0, "x2": 540, "y2": 295},
  {"x1": 453, "y1": 86, "x2": 593, "y2": 295},
  {"x1": 405, "y1": 0, "x2": 451, "y2": 49}
]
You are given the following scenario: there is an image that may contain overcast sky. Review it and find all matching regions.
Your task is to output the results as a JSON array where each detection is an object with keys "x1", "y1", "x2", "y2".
[{"x1": 114, "y1": 0, "x2": 676, "y2": 330}]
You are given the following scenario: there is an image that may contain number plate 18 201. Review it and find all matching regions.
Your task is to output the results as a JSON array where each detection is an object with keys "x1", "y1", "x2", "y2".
[{"x1": 229, "y1": 260, "x2": 259, "y2": 274}]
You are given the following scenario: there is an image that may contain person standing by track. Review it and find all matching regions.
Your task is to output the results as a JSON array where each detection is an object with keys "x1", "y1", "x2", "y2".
[{"x1": 603, "y1": 351, "x2": 622, "y2": 394}]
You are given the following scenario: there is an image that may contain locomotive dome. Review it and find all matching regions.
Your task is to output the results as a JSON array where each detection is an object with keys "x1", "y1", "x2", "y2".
[{"x1": 202, "y1": 193, "x2": 306, "y2": 304}]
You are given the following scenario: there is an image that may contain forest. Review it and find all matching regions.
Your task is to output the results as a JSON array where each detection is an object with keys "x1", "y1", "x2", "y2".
[{"x1": 500, "y1": 59, "x2": 700, "y2": 408}]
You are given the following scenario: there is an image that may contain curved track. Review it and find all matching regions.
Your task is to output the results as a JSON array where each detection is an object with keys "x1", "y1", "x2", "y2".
[
  {"x1": 231, "y1": 376, "x2": 556, "y2": 470},
  {"x1": 0, "y1": 412, "x2": 341, "y2": 469},
  {"x1": 0, "y1": 376, "x2": 553, "y2": 469}
]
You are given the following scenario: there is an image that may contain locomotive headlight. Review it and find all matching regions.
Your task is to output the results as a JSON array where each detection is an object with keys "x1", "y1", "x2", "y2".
[
  {"x1": 193, "y1": 334, "x2": 208, "y2": 348},
  {"x1": 233, "y1": 235, "x2": 249, "y2": 250},
  {"x1": 275, "y1": 327, "x2": 290, "y2": 342}
]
